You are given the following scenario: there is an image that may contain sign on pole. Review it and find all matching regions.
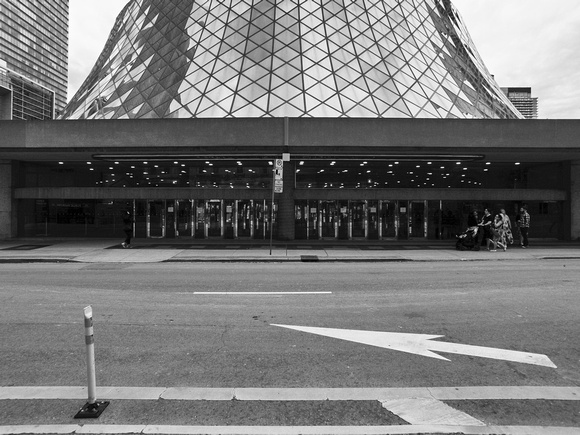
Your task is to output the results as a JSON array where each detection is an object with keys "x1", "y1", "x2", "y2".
[{"x1": 274, "y1": 159, "x2": 283, "y2": 193}]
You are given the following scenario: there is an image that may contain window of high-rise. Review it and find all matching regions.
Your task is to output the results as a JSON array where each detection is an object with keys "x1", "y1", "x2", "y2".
[
  {"x1": 0, "y1": 0, "x2": 68, "y2": 119},
  {"x1": 501, "y1": 87, "x2": 539, "y2": 119}
]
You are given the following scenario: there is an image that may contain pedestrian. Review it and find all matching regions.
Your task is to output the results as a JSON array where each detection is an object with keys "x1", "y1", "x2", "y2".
[
  {"x1": 488, "y1": 214, "x2": 506, "y2": 252},
  {"x1": 500, "y1": 208, "x2": 513, "y2": 247},
  {"x1": 518, "y1": 206, "x2": 530, "y2": 248},
  {"x1": 121, "y1": 210, "x2": 133, "y2": 248},
  {"x1": 467, "y1": 210, "x2": 479, "y2": 227},
  {"x1": 478, "y1": 208, "x2": 493, "y2": 248}
]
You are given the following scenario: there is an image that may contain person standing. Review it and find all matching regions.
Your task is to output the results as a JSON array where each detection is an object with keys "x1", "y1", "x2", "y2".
[
  {"x1": 479, "y1": 208, "x2": 493, "y2": 248},
  {"x1": 499, "y1": 208, "x2": 513, "y2": 247},
  {"x1": 121, "y1": 210, "x2": 133, "y2": 248},
  {"x1": 518, "y1": 206, "x2": 530, "y2": 248},
  {"x1": 489, "y1": 214, "x2": 506, "y2": 252}
]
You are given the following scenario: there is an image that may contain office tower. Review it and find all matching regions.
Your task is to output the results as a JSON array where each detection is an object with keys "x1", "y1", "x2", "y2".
[
  {"x1": 501, "y1": 87, "x2": 539, "y2": 119},
  {"x1": 62, "y1": 0, "x2": 521, "y2": 120},
  {"x1": 0, "y1": 0, "x2": 69, "y2": 119}
]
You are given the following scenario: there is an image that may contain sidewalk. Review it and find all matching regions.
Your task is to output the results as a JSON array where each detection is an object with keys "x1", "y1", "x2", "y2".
[{"x1": 1, "y1": 238, "x2": 579, "y2": 263}]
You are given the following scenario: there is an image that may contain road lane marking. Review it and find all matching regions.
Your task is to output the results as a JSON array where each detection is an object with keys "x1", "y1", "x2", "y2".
[
  {"x1": 2, "y1": 386, "x2": 579, "y2": 401},
  {"x1": 272, "y1": 324, "x2": 557, "y2": 368},
  {"x1": 380, "y1": 398, "x2": 485, "y2": 426},
  {"x1": 189, "y1": 291, "x2": 332, "y2": 295},
  {"x1": 1, "y1": 425, "x2": 580, "y2": 434}
]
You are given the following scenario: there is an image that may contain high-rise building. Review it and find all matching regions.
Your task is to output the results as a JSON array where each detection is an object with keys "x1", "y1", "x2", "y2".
[
  {"x1": 62, "y1": 0, "x2": 520, "y2": 120},
  {"x1": 501, "y1": 87, "x2": 538, "y2": 119},
  {"x1": 0, "y1": 0, "x2": 69, "y2": 119}
]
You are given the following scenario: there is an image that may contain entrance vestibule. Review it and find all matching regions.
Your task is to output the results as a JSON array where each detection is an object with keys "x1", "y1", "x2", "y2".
[
  {"x1": 146, "y1": 199, "x2": 274, "y2": 239},
  {"x1": 141, "y1": 199, "x2": 427, "y2": 240},
  {"x1": 294, "y1": 200, "x2": 428, "y2": 240},
  {"x1": 19, "y1": 198, "x2": 564, "y2": 241}
]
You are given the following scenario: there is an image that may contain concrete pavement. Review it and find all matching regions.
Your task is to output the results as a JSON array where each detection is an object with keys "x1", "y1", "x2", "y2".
[{"x1": 0, "y1": 238, "x2": 579, "y2": 263}]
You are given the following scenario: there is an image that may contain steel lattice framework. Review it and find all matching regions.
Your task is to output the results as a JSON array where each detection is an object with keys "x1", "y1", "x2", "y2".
[{"x1": 62, "y1": 0, "x2": 522, "y2": 119}]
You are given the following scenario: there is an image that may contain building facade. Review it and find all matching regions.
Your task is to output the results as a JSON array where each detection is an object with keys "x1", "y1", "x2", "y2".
[
  {"x1": 0, "y1": 0, "x2": 68, "y2": 118},
  {"x1": 2, "y1": 117, "x2": 580, "y2": 242},
  {"x1": 2, "y1": 0, "x2": 579, "y2": 242},
  {"x1": 501, "y1": 87, "x2": 539, "y2": 119}
]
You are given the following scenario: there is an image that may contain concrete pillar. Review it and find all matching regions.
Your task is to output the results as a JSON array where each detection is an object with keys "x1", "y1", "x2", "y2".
[
  {"x1": 276, "y1": 160, "x2": 295, "y2": 240},
  {"x1": 571, "y1": 160, "x2": 580, "y2": 241},
  {"x1": 0, "y1": 160, "x2": 13, "y2": 239}
]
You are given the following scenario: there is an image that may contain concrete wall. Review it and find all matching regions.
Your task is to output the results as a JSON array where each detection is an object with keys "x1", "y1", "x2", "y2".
[
  {"x1": 571, "y1": 160, "x2": 580, "y2": 240},
  {"x1": 0, "y1": 160, "x2": 12, "y2": 239},
  {"x1": 3, "y1": 118, "x2": 580, "y2": 155}
]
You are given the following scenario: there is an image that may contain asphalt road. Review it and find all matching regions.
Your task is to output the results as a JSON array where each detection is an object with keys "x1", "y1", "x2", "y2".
[{"x1": 1, "y1": 260, "x2": 579, "y2": 430}]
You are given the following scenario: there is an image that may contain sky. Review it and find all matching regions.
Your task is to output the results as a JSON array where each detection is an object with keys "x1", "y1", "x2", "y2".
[{"x1": 68, "y1": 0, "x2": 580, "y2": 119}]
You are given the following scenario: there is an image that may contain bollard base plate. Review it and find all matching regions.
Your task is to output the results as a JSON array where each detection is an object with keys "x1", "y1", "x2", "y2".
[{"x1": 74, "y1": 400, "x2": 110, "y2": 418}]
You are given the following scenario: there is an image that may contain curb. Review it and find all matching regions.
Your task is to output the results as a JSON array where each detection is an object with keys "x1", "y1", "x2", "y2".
[{"x1": 0, "y1": 258, "x2": 76, "y2": 264}]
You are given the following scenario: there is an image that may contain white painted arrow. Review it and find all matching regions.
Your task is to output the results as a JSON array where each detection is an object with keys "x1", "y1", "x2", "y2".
[{"x1": 272, "y1": 324, "x2": 557, "y2": 368}]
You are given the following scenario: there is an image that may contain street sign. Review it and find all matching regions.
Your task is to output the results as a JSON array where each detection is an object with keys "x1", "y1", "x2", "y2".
[
  {"x1": 274, "y1": 159, "x2": 283, "y2": 193},
  {"x1": 272, "y1": 324, "x2": 557, "y2": 368}
]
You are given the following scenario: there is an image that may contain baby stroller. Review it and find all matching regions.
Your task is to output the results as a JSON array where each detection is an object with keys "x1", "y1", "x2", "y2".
[{"x1": 456, "y1": 226, "x2": 480, "y2": 251}]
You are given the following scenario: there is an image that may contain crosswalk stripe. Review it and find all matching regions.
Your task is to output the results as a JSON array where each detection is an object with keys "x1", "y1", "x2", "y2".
[{"x1": 380, "y1": 398, "x2": 485, "y2": 426}]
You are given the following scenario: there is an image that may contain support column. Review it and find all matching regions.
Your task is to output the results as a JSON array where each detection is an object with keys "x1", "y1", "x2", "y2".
[
  {"x1": 276, "y1": 160, "x2": 295, "y2": 241},
  {"x1": 571, "y1": 160, "x2": 580, "y2": 240},
  {"x1": 0, "y1": 160, "x2": 13, "y2": 239}
]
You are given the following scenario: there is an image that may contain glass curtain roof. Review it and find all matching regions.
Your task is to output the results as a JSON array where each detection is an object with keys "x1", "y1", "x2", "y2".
[{"x1": 62, "y1": 0, "x2": 522, "y2": 120}]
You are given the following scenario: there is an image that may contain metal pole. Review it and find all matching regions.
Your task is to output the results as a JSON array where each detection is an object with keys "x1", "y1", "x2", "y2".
[{"x1": 270, "y1": 165, "x2": 275, "y2": 255}]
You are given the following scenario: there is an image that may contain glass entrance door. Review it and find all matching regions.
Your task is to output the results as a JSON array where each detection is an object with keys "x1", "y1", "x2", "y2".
[
  {"x1": 254, "y1": 200, "x2": 266, "y2": 239},
  {"x1": 367, "y1": 200, "x2": 379, "y2": 239},
  {"x1": 320, "y1": 200, "x2": 337, "y2": 238},
  {"x1": 397, "y1": 201, "x2": 409, "y2": 240},
  {"x1": 295, "y1": 201, "x2": 308, "y2": 239},
  {"x1": 194, "y1": 200, "x2": 205, "y2": 238},
  {"x1": 236, "y1": 200, "x2": 252, "y2": 238},
  {"x1": 148, "y1": 200, "x2": 165, "y2": 238},
  {"x1": 410, "y1": 201, "x2": 427, "y2": 238},
  {"x1": 308, "y1": 201, "x2": 319, "y2": 239},
  {"x1": 351, "y1": 201, "x2": 366, "y2": 238},
  {"x1": 338, "y1": 200, "x2": 349, "y2": 239},
  {"x1": 176, "y1": 200, "x2": 193, "y2": 237},
  {"x1": 207, "y1": 200, "x2": 222, "y2": 237},
  {"x1": 380, "y1": 200, "x2": 396, "y2": 239}
]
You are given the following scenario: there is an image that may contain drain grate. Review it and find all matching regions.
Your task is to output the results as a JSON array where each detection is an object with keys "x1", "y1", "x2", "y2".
[{"x1": 300, "y1": 255, "x2": 319, "y2": 262}]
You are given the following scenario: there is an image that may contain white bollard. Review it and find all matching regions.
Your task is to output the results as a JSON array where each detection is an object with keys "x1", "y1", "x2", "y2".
[
  {"x1": 84, "y1": 305, "x2": 97, "y2": 404},
  {"x1": 74, "y1": 305, "x2": 109, "y2": 418}
]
